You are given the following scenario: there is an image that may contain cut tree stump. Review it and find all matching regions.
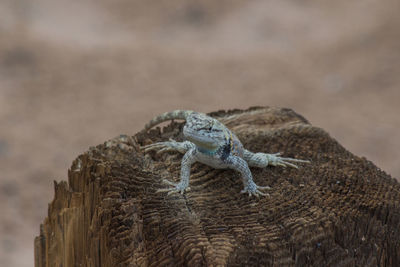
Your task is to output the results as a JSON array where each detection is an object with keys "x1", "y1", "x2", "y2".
[{"x1": 34, "y1": 107, "x2": 400, "y2": 267}]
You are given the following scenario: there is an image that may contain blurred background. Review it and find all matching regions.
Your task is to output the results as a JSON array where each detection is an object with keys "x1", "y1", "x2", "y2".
[{"x1": 0, "y1": 0, "x2": 399, "y2": 266}]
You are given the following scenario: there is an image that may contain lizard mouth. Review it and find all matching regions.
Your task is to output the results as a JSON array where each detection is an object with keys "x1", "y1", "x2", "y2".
[{"x1": 183, "y1": 126, "x2": 218, "y2": 150}]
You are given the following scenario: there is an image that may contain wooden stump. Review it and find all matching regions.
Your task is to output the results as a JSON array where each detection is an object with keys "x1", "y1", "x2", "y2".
[{"x1": 34, "y1": 107, "x2": 400, "y2": 266}]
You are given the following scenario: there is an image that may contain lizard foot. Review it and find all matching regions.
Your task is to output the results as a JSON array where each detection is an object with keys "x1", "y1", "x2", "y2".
[
  {"x1": 156, "y1": 179, "x2": 190, "y2": 195},
  {"x1": 266, "y1": 153, "x2": 310, "y2": 169},
  {"x1": 241, "y1": 181, "x2": 271, "y2": 197}
]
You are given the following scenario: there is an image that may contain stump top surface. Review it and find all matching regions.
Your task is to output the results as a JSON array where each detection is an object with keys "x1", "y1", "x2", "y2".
[{"x1": 38, "y1": 107, "x2": 400, "y2": 267}]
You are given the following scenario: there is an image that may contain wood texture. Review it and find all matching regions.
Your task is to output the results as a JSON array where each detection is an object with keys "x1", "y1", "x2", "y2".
[{"x1": 34, "y1": 107, "x2": 400, "y2": 266}]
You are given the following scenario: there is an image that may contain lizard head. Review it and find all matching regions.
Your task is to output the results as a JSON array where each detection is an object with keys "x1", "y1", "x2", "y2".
[{"x1": 183, "y1": 112, "x2": 228, "y2": 151}]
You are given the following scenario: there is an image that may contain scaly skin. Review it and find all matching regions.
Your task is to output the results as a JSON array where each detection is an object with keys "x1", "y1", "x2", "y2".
[{"x1": 141, "y1": 110, "x2": 309, "y2": 197}]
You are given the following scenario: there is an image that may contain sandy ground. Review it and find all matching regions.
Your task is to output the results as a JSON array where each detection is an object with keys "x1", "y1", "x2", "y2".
[{"x1": 0, "y1": 0, "x2": 399, "y2": 266}]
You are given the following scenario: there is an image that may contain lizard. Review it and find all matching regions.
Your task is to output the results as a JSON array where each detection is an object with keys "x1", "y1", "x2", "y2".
[{"x1": 141, "y1": 110, "x2": 310, "y2": 197}]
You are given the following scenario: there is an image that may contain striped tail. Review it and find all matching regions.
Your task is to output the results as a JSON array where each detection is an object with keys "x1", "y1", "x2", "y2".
[{"x1": 144, "y1": 110, "x2": 194, "y2": 131}]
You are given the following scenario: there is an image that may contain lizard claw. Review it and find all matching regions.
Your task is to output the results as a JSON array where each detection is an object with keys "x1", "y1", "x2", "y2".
[
  {"x1": 142, "y1": 142, "x2": 171, "y2": 154},
  {"x1": 141, "y1": 139, "x2": 190, "y2": 155},
  {"x1": 268, "y1": 154, "x2": 310, "y2": 168},
  {"x1": 156, "y1": 179, "x2": 190, "y2": 195},
  {"x1": 241, "y1": 182, "x2": 271, "y2": 197}
]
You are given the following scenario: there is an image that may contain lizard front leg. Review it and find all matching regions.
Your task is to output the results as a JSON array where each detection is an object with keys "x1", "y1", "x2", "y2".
[
  {"x1": 157, "y1": 148, "x2": 197, "y2": 195},
  {"x1": 243, "y1": 149, "x2": 310, "y2": 169},
  {"x1": 225, "y1": 155, "x2": 271, "y2": 197},
  {"x1": 142, "y1": 139, "x2": 195, "y2": 155}
]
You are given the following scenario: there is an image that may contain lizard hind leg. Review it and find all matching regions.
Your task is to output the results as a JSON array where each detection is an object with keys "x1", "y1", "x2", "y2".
[{"x1": 244, "y1": 150, "x2": 310, "y2": 169}]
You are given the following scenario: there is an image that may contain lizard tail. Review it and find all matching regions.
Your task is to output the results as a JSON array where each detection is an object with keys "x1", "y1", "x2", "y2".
[{"x1": 144, "y1": 110, "x2": 194, "y2": 131}]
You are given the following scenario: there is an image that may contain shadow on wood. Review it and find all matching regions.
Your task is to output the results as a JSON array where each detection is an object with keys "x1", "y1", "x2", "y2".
[{"x1": 34, "y1": 107, "x2": 400, "y2": 266}]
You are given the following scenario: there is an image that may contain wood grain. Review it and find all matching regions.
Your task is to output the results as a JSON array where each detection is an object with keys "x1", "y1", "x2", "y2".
[{"x1": 34, "y1": 107, "x2": 400, "y2": 266}]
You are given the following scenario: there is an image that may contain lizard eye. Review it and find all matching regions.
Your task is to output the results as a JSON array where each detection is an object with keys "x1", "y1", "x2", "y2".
[{"x1": 208, "y1": 126, "x2": 213, "y2": 131}]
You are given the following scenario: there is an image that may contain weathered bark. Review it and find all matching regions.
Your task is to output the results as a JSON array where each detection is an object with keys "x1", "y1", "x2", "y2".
[{"x1": 34, "y1": 107, "x2": 400, "y2": 267}]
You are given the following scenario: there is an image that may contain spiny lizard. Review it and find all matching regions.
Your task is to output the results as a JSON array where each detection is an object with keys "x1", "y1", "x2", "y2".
[{"x1": 141, "y1": 110, "x2": 309, "y2": 197}]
